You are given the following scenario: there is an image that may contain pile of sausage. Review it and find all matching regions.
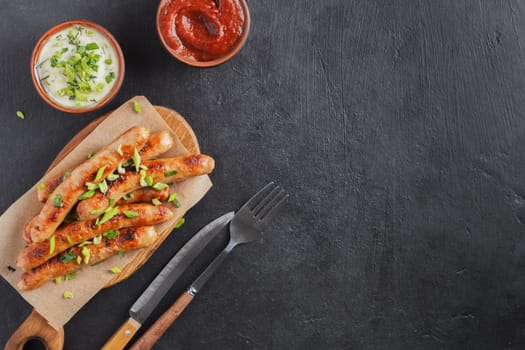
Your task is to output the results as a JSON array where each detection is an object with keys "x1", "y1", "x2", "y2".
[{"x1": 15, "y1": 126, "x2": 214, "y2": 291}]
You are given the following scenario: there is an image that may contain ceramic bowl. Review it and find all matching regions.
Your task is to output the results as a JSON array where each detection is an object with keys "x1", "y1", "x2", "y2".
[
  {"x1": 31, "y1": 20, "x2": 125, "y2": 114},
  {"x1": 156, "y1": 0, "x2": 250, "y2": 67}
]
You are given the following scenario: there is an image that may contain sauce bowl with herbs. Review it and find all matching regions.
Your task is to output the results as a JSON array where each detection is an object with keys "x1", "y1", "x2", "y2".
[{"x1": 31, "y1": 20, "x2": 124, "y2": 114}]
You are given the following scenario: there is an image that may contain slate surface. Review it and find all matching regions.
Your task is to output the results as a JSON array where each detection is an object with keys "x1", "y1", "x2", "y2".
[{"x1": 1, "y1": 1, "x2": 525, "y2": 349}]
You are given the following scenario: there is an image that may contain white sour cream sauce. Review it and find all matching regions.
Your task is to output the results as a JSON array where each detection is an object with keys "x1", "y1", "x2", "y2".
[{"x1": 35, "y1": 25, "x2": 119, "y2": 109}]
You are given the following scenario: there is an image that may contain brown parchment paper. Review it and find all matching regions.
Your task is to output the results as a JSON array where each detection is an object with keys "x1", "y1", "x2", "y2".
[{"x1": 0, "y1": 96, "x2": 212, "y2": 329}]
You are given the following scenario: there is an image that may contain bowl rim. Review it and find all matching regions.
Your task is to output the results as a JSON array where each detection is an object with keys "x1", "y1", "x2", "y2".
[
  {"x1": 156, "y1": 0, "x2": 251, "y2": 67},
  {"x1": 30, "y1": 19, "x2": 125, "y2": 114}
]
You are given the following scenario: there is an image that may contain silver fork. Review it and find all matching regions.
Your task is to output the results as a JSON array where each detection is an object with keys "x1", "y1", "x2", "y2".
[{"x1": 129, "y1": 182, "x2": 288, "y2": 350}]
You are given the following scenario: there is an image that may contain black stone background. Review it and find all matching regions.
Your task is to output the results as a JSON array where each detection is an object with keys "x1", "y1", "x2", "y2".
[{"x1": 2, "y1": 1, "x2": 525, "y2": 349}]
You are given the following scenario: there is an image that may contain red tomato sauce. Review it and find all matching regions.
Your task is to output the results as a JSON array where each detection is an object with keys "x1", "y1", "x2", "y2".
[{"x1": 158, "y1": 0, "x2": 245, "y2": 61}]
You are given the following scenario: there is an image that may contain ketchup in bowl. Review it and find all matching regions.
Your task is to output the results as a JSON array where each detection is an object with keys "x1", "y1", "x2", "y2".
[{"x1": 157, "y1": 0, "x2": 249, "y2": 66}]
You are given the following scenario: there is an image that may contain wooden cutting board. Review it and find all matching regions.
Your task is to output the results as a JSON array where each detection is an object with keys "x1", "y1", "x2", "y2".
[{"x1": 5, "y1": 106, "x2": 200, "y2": 350}]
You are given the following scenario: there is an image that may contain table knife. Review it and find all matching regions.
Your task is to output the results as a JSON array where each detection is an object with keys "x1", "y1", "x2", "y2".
[{"x1": 101, "y1": 211, "x2": 234, "y2": 350}]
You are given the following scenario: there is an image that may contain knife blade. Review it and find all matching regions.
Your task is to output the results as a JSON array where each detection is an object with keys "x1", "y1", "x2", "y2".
[{"x1": 101, "y1": 211, "x2": 234, "y2": 350}]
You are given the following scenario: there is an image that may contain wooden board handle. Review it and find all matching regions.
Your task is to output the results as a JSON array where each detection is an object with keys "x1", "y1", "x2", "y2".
[
  {"x1": 129, "y1": 291, "x2": 194, "y2": 350},
  {"x1": 4, "y1": 310, "x2": 64, "y2": 350},
  {"x1": 101, "y1": 317, "x2": 141, "y2": 350}
]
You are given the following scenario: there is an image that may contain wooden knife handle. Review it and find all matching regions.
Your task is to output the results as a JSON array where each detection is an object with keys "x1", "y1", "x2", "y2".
[
  {"x1": 129, "y1": 291, "x2": 194, "y2": 350},
  {"x1": 4, "y1": 310, "x2": 64, "y2": 350},
  {"x1": 101, "y1": 317, "x2": 141, "y2": 350}
]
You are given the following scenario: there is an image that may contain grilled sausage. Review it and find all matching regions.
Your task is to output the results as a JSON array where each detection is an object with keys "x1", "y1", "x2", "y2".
[
  {"x1": 76, "y1": 154, "x2": 214, "y2": 221},
  {"x1": 36, "y1": 131, "x2": 174, "y2": 203},
  {"x1": 116, "y1": 187, "x2": 170, "y2": 206},
  {"x1": 17, "y1": 204, "x2": 172, "y2": 270},
  {"x1": 24, "y1": 126, "x2": 150, "y2": 243},
  {"x1": 18, "y1": 226, "x2": 158, "y2": 291}
]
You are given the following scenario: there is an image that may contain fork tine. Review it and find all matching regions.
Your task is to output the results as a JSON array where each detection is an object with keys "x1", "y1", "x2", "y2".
[
  {"x1": 252, "y1": 186, "x2": 281, "y2": 216},
  {"x1": 237, "y1": 182, "x2": 275, "y2": 212},
  {"x1": 258, "y1": 192, "x2": 288, "y2": 222}
]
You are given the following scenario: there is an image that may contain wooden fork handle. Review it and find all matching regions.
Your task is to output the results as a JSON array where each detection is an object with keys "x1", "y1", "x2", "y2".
[
  {"x1": 129, "y1": 291, "x2": 194, "y2": 350},
  {"x1": 5, "y1": 310, "x2": 64, "y2": 350}
]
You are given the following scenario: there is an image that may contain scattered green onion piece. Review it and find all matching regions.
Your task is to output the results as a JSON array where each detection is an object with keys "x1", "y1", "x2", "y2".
[
  {"x1": 98, "y1": 207, "x2": 119, "y2": 225},
  {"x1": 81, "y1": 246, "x2": 91, "y2": 264},
  {"x1": 85, "y1": 42, "x2": 99, "y2": 50},
  {"x1": 65, "y1": 272, "x2": 76, "y2": 280},
  {"x1": 117, "y1": 163, "x2": 126, "y2": 174},
  {"x1": 118, "y1": 249, "x2": 125, "y2": 258},
  {"x1": 78, "y1": 240, "x2": 92, "y2": 247},
  {"x1": 61, "y1": 171, "x2": 71, "y2": 182},
  {"x1": 37, "y1": 182, "x2": 46, "y2": 190},
  {"x1": 152, "y1": 182, "x2": 168, "y2": 190},
  {"x1": 91, "y1": 207, "x2": 106, "y2": 216},
  {"x1": 145, "y1": 175, "x2": 154, "y2": 187},
  {"x1": 54, "y1": 194, "x2": 63, "y2": 208},
  {"x1": 123, "y1": 210, "x2": 139, "y2": 218},
  {"x1": 79, "y1": 190, "x2": 96, "y2": 200},
  {"x1": 93, "y1": 235, "x2": 102, "y2": 245},
  {"x1": 164, "y1": 170, "x2": 178, "y2": 177},
  {"x1": 133, "y1": 100, "x2": 141, "y2": 113},
  {"x1": 109, "y1": 267, "x2": 121, "y2": 274},
  {"x1": 87, "y1": 29, "x2": 94, "y2": 36},
  {"x1": 175, "y1": 218, "x2": 185, "y2": 229},
  {"x1": 16, "y1": 110, "x2": 25, "y2": 119},
  {"x1": 76, "y1": 256, "x2": 82, "y2": 264},
  {"x1": 98, "y1": 179, "x2": 108, "y2": 194},
  {"x1": 117, "y1": 144, "x2": 123, "y2": 156},
  {"x1": 49, "y1": 235, "x2": 56, "y2": 255},
  {"x1": 132, "y1": 148, "x2": 141, "y2": 172},
  {"x1": 152, "y1": 198, "x2": 162, "y2": 206},
  {"x1": 60, "y1": 251, "x2": 76, "y2": 263},
  {"x1": 87, "y1": 152, "x2": 95, "y2": 159},
  {"x1": 108, "y1": 198, "x2": 115, "y2": 207},
  {"x1": 94, "y1": 165, "x2": 107, "y2": 182},
  {"x1": 139, "y1": 164, "x2": 148, "y2": 171},
  {"x1": 107, "y1": 173, "x2": 119, "y2": 181},
  {"x1": 103, "y1": 229, "x2": 120, "y2": 239},
  {"x1": 122, "y1": 193, "x2": 134, "y2": 200},
  {"x1": 104, "y1": 58, "x2": 112, "y2": 65},
  {"x1": 168, "y1": 193, "x2": 177, "y2": 203},
  {"x1": 63, "y1": 291, "x2": 74, "y2": 299},
  {"x1": 55, "y1": 277, "x2": 62, "y2": 285},
  {"x1": 105, "y1": 72, "x2": 115, "y2": 84},
  {"x1": 66, "y1": 235, "x2": 73, "y2": 245},
  {"x1": 171, "y1": 197, "x2": 181, "y2": 208},
  {"x1": 85, "y1": 182, "x2": 98, "y2": 191},
  {"x1": 139, "y1": 170, "x2": 147, "y2": 187}
]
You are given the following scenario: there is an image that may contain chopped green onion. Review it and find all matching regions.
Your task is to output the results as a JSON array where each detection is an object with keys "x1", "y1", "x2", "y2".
[
  {"x1": 65, "y1": 272, "x2": 76, "y2": 280},
  {"x1": 78, "y1": 240, "x2": 92, "y2": 247},
  {"x1": 109, "y1": 267, "x2": 121, "y2": 274},
  {"x1": 123, "y1": 210, "x2": 139, "y2": 218},
  {"x1": 105, "y1": 71, "x2": 115, "y2": 84},
  {"x1": 103, "y1": 229, "x2": 120, "y2": 239},
  {"x1": 118, "y1": 249, "x2": 125, "y2": 258},
  {"x1": 104, "y1": 58, "x2": 112, "y2": 65},
  {"x1": 132, "y1": 148, "x2": 141, "y2": 172},
  {"x1": 61, "y1": 171, "x2": 71, "y2": 182},
  {"x1": 87, "y1": 29, "x2": 94, "y2": 36},
  {"x1": 55, "y1": 277, "x2": 62, "y2": 285},
  {"x1": 60, "y1": 251, "x2": 76, "y2": 263},
  {"x1": 152, "y1": 182, "x2": 168, "y2": 190},
  {"x1": 108, "y1": 198, "x2": 115, "y2": 207},
  {"x1": 98, "y1": 179, "x2": 108, "y2": 194},
  {"x1": 49, "y1": 235, "x2": 56, "y2": 255},
  {"x1": 164, "y1": 170, "x2": 178, "y2": 177},
  {"x1": 87, "y1": 152, "x2": 95, "y2": 159},
  {"x1": 76, "y1": 256, "x2": 82, "y2": 264},
  {"x1": 66, "y1": 235, "x2": 73, "y2": 245},
  {"x1": 85, "y1": 42, "x2": 99, "y2": 50},
  {"x1": 117, "y1": 144, "x2": 123, "y2": 156},
  {"x1": 152, "y1": 198, "x2": 162, "y2": 206},
  {"x1": 79, "y1": 190, "x2": 96, "y2": 200},
  {"x1": 175, "y1": 218, "x2": 185, "y2": 229},
  {"x1": 81, "y1": 246, "x2": 91, "y2": 264},
  {"x1": 117, "y1": 163, "x2": 126, "y2": 174},
  {"x1": 37, "y1": 182, "x2": 46, "y2": 190},
  {"x1": 98, "y1": 207, "x2": 119, "y2": 225},
  {"x1": 94, "y1": 165, "x2": 107, "y2": 182},
  {"x1": 91, "y1": 206, "x2": 106, "y2": 216},
  {"x1": 16, "y1": 110, "x2": 25, "y2": 119},
  {"x1": 85, "y1": 182, "x2": 98, "y2": 191},
  {"x1": 133, "y1": 100, "x2": 141, "y2": 113},
  {"x1": 139, "y1": 164, "x2": 148, "y2": 171},
  {"x1": 63, "y1": 291, "x2": 74, "y2": 299},
  {"x1": 139, "y1": 170, "x2": 148, "y2": 187},
  {"x1": 107, "y1": 173, "x2": 119, "y2": 181},
  {"x1": 53, "y1": 194, "x2": 63, "y2": 208},
  {"x1": 171, "y1": 197, "x2": 181, "y2": 208},
  {"x1": 145, "y1": 175, "x2": 154, "y2": 187},
  {"x1": 93, "y1": 235, "x2": 102, "y2": 245},
  {"x1": 168, "y1": 192, "x2": 177, "y2": 202},
  {"x1": 122, "y1": 193, "x2": 134, "y2": 200}
]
